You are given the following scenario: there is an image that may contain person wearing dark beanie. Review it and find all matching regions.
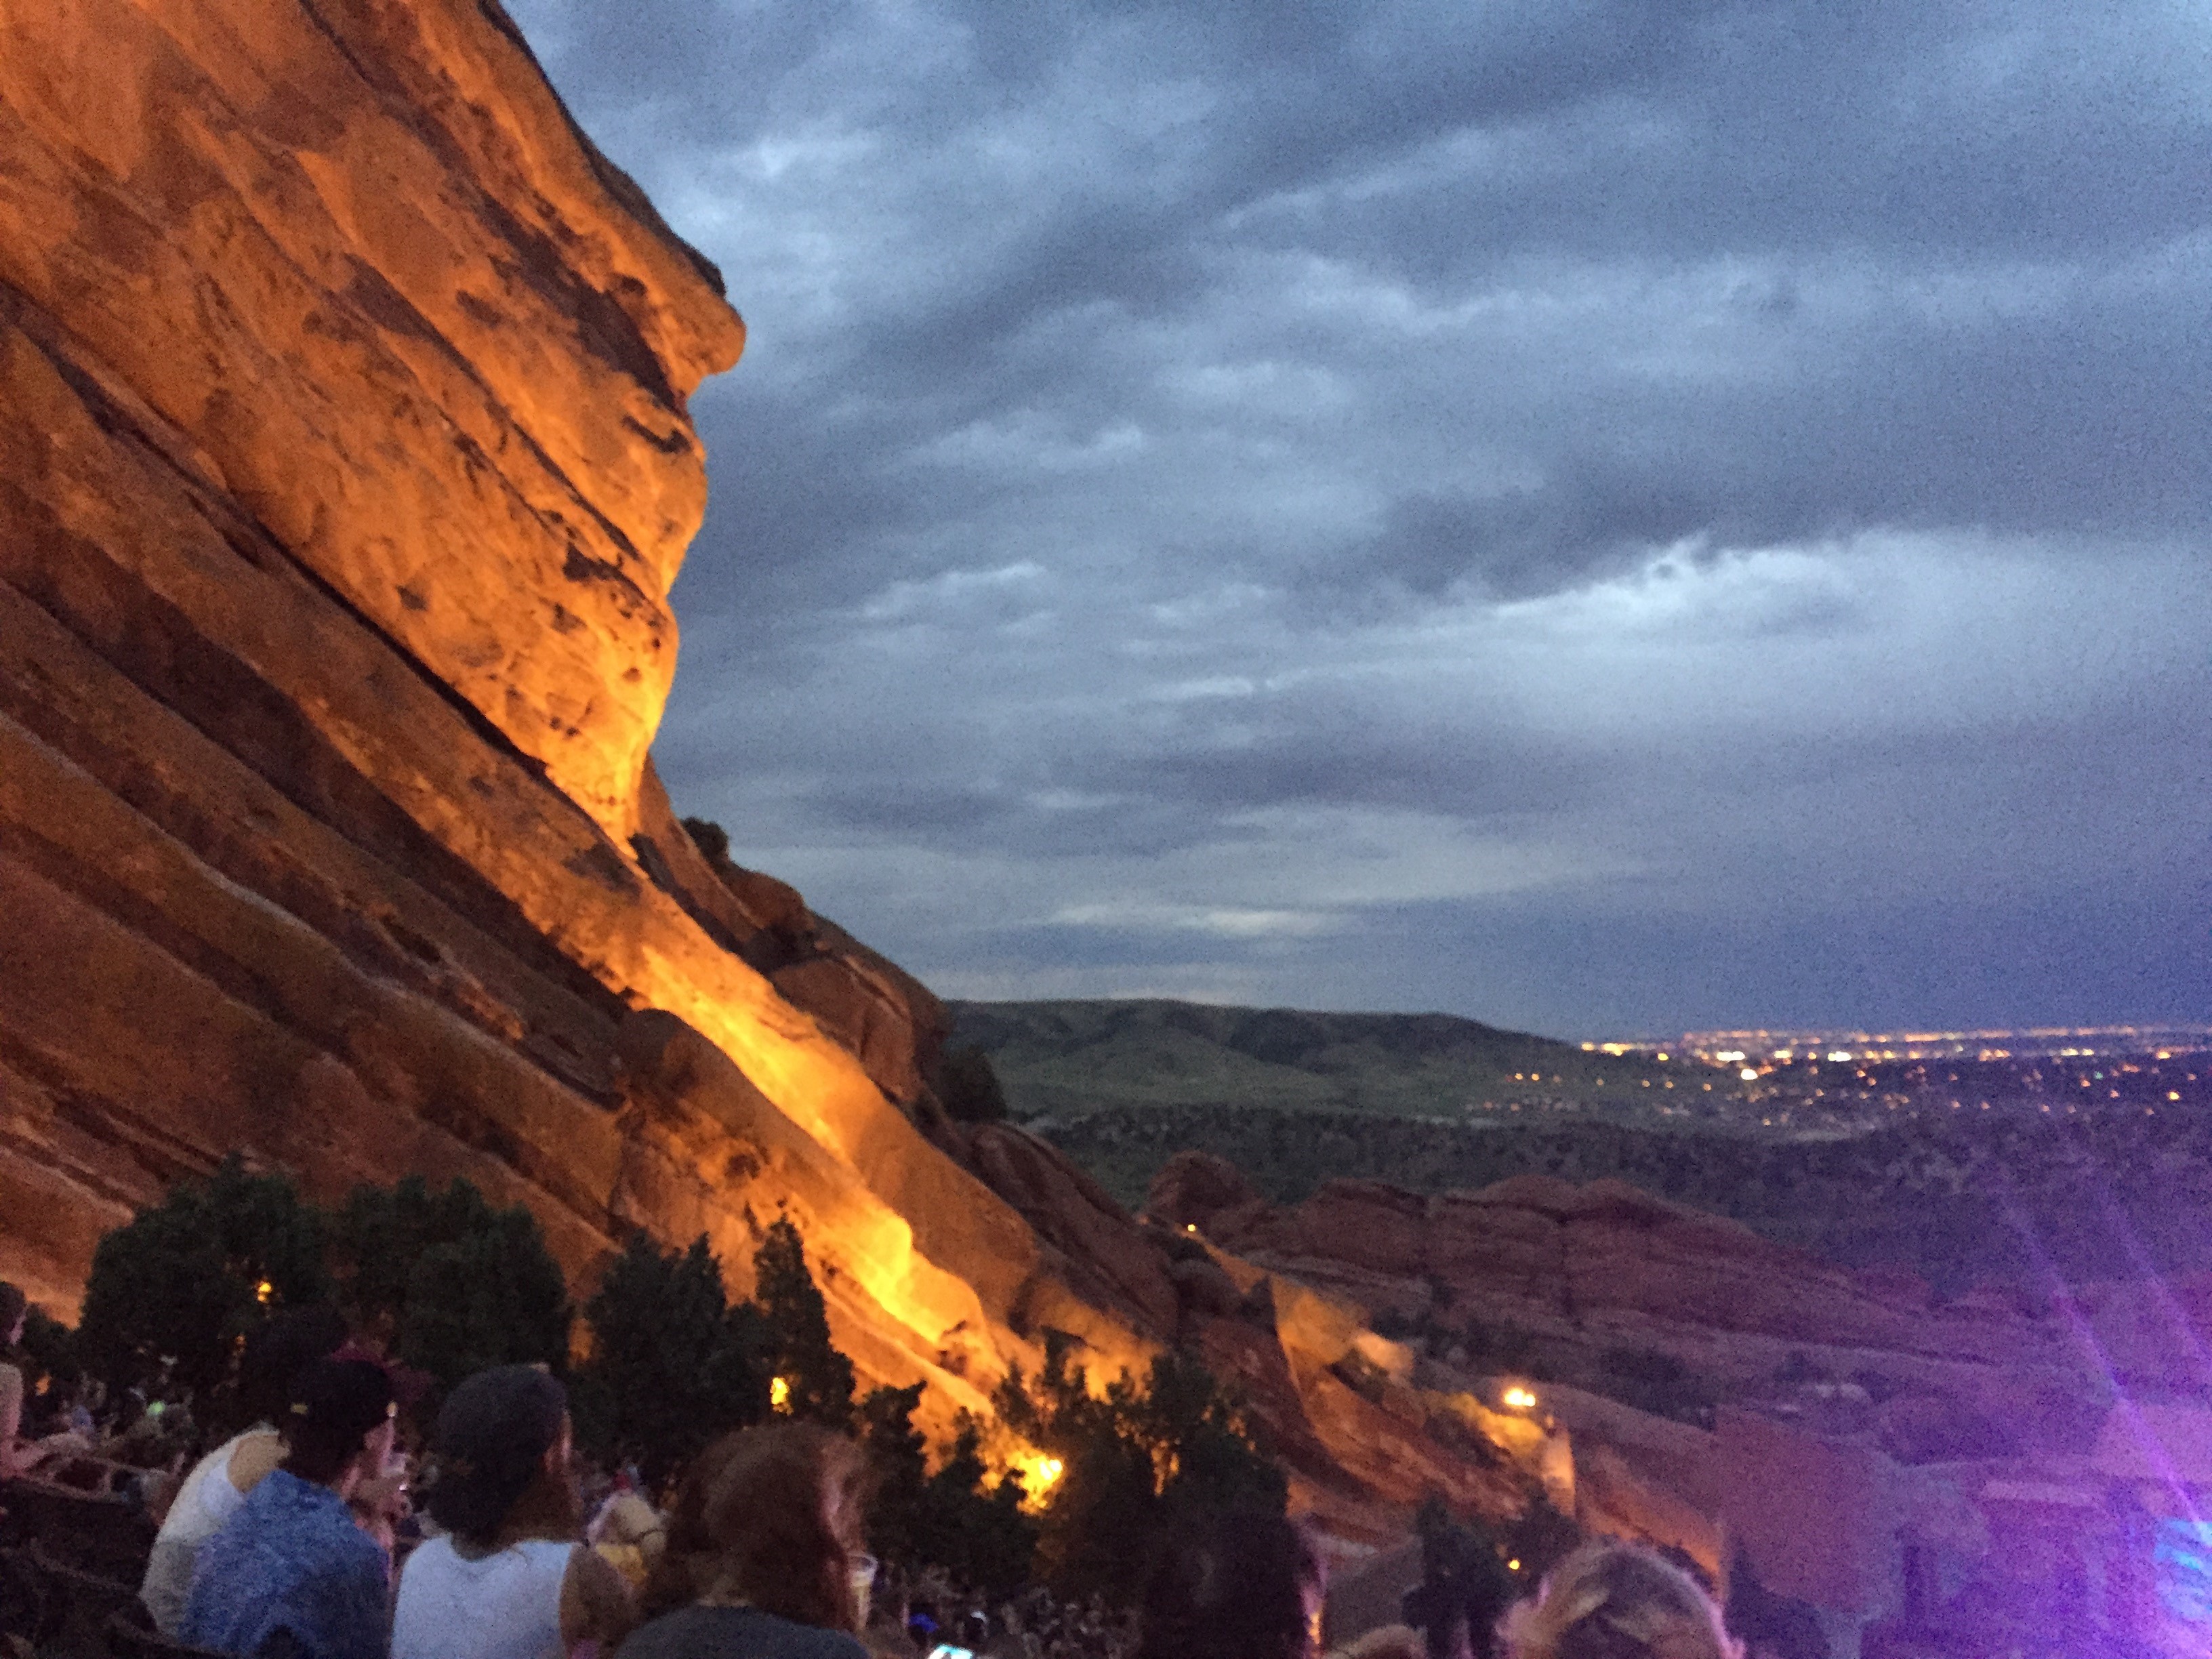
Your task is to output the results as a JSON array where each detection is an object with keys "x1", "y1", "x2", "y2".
[
  {"x1": 394, "y1": 1366, "x2": 636, "y2": 1659},
  {"x1": 182, "y1": 1357, "x2": 398, "y2": 1659}
]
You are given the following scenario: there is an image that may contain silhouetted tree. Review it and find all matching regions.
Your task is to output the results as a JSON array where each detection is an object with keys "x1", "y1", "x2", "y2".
[
  {"x1": 754, "y1": 1218, "x2": 855, "y2": 1428},
  {"x1": 330, "y1": 1175, "x2": 571, "y2": 1392},
  {"x1": 861, "y1": 1385, "x2": 1036, "y2": 1599},
  {"x1": 16, "y1": 1308, "x2": 81, "y2": 1410},
  {"x1": 573, "y1": 1233, "x2": 769, "y2": 1486},
  {"x1": 938, "y1": 1045, "x2": 1009, "y2": 1124},
  {"x1": 1404, "y1": 1496, "x2": 1513, "y2": 1659},
  {"x1": 77, "y1": 1155, "x2": 332, "y2": 1398},
  {"x1": 1502, "y1": 1493, "x2": 1582, "y2": 1584},
  {"x1": 681, "y1": 817, "x2": 733, "y2": 863},
  {"x1": 997, "y1": 1333, "x2": 1284, "y2": 1603},
  {"x1": 860, "y1": 1382, "x2": 932, "y2": 1569}
]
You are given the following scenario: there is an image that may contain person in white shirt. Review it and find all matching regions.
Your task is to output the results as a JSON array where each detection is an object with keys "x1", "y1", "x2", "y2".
[
  {"x1": 394, "y1": 1366, "x2": 636, "y2": 1659},
  {"x1": 140, "y1": 1307, "x2": 349, "y2": 1635}
]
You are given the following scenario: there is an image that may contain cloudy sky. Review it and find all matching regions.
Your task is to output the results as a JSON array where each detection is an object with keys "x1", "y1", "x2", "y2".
[{"x1": 506, "y1": 0, "x2": 2210, "y2": 1039}]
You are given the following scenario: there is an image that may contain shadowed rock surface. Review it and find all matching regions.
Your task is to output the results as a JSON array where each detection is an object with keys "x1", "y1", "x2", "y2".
[{"x1": 1150, "y1": 1151, "x2": 2152, "y2": 1458}]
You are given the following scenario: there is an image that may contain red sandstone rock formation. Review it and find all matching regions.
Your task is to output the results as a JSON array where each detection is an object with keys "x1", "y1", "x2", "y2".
[
  {"x1": 0, "y1": 0, "x2": 1536, "y2": 1536},
  {"x1": 1151, "y1": 1153, "x2": 2098, "y2": 1441},
  {"x1": 0, "y1": 0, "x2": 1124, "y2": 1429}
]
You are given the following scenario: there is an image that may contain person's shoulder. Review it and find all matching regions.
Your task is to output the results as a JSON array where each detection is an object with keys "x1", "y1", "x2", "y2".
[
  {"x1": 614, "y1": 1605, "x2": 709, "y2": 1659},
  {"x1": 398, "y1": 1532, "x2": 457, "y2": 1580},
  {"x1": 617, "y1": 1607, "x2": 865, "y2": 1659},
  {"x1": 227, "y1": 1429, "x2": 283, "y2": 1492},
  {"x1": 272, "y1": 1478, "x2": 379, "y2": 1567},
  {"x1": 749, "y1": 1612, "x2": 868, "y2": 1659}
]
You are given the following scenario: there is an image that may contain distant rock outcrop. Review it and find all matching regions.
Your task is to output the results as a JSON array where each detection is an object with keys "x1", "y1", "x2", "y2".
[{"x1": 1151, "y1": 1154, "x2": 2097, "y2": 1441}]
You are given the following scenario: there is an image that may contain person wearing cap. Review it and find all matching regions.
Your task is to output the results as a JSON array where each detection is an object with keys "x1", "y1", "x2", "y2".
[
  {"x1": 141, "y1": 1307, "x2": 351, "y2": 1635},
  {"x1": 394, "y1": 1365, "x2": 638, "y2": 1659},
  {"x1": 182, "y1": 1357, "x2": 399, "y2": 1659}
]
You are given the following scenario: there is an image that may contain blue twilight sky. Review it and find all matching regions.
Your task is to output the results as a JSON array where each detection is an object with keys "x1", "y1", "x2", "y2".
[{"x1": 503, "y1": 0, "x2": 2211, "y2": 1040}]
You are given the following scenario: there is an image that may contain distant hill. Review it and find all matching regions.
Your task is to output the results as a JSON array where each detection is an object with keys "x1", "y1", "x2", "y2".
[
  {"x1": 943, "y1": 997, "x2": 1689, "y2": 1120},
  {"x1": 947, "y1": 999, "x2": 2212, "y2": 1291}
]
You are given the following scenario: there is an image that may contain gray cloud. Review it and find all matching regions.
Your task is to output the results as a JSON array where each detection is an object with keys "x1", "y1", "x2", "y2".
[{"x1": 508, "y1": 0, "x2": 2212, "y2": 1033}]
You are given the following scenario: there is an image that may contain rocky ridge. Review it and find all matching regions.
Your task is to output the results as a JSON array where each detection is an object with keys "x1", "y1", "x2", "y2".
[
  {"x1": 0, "y1": 0, "x2": 1141, "y2": 1410},
  {"x1": 0, "y1": 0, "x2": 1534, "y2": 1532},
  {"x1": 1148, "y1": 1151, "x2": 2144, "y2": 1463}
]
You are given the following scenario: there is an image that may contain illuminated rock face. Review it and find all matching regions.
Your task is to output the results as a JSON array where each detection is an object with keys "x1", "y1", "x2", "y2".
[
  {"x1": 0, "y1": 0, "x2": 735, "y2": 842},
  {"x1": 0, "y1": 0, "x2": 1153, "y2": 1427},
  {"x1": 0, "y1": 0, "x2": 1540, "y2": 1533}
]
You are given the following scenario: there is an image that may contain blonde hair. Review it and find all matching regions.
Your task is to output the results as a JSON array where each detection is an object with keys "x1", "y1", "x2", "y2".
[{"x1": 1498, "y1": 1542, "x2": 1740, "y2": 1659}]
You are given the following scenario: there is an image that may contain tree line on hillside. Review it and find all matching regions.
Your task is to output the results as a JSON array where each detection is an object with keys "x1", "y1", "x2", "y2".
[{"x1": 20, "y1": 1157, "x2": 1282, "y2": 1605}]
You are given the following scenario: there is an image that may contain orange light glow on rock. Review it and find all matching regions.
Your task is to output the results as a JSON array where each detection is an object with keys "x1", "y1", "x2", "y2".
[{"x1": 1008, "y1": 1450, "x2": 1064, "y2": 1511}]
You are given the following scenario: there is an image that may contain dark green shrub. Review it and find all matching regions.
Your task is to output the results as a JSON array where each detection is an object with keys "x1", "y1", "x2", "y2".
[
  {"x1": 330, "y1": 1176, "x2": 571, "y2": 1393},
  {"x1": 573, "y1": 1233, "x2": 769, "y2": 1487},
  {"x1": 753, "y1": 1218, "x2": 855, "y2": 1429},
  {"x1": 76, "y1": 1155, "x2": 333, "y2": 1399}
]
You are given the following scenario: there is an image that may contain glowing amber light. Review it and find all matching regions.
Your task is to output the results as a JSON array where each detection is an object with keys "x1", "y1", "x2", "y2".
[
  {"x1": 769, "y1": 1376, "x2": 792, "y2": 1412},
  {"x1": 1501, "y1": 1385, "x2": 1538, "y2": 1412},
  {"x1": 255, "y1": 1279, "x2": 274, "y2": 1306},
  {"x1": 1011, "y1": 1451, "x2": 1064, "y2": 1511},
  {"x1": 1507, "y1": 1559, "x2": 1521, "y2": 1572}
]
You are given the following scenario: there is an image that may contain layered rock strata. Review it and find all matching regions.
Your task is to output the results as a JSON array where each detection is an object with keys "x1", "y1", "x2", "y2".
[
  {"x1": 0, "y1": 0, "x2": 1544, "y2": 1541},
  {"x1": 0, "y1": 6, "x2": 1628, "y2": 1557},
  {"x1": 0, "y1": 0, "x2": 1135, "y2": 1429}
]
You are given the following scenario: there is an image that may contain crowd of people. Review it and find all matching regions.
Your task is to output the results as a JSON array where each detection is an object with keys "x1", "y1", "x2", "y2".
[{"x1": 3, "y1": 1280, "x2": 1742, "y2": 1659}]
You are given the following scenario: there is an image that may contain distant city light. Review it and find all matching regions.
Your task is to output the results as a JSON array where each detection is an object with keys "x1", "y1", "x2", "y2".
[
  {"x1": 1501, "y1": 1385, "x2": 1538, "y2": 1411},
  {"x1": 1741, "y1": 1067, "x2": 1759, "y2": 1081},
  {"x1": 770, "y1": 1376, "x2": 792, "y2": 1411},
  {"x1": 1826, "y1": 1050, "x2": 1852, "y2": 1063}
]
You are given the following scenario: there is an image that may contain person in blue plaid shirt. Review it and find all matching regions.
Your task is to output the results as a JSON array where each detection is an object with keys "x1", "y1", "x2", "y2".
[{"x1": 183, "y1": 1357, "x2": 398, "y2": 1659}]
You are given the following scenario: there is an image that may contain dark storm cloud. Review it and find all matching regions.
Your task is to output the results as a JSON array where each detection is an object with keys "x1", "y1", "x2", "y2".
[{"x1": 506, "y1": 0, "x2": 2212, "y2": 1032}]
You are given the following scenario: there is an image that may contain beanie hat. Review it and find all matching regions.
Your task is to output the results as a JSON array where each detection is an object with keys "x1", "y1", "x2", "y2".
[
  {"x1": 428, "y1": 1365, "x2": 568, "y2": 1542},
  {"x1": 289, "y1": 1357, "x2": 397, "y2": 1440},
  {"x1": 283, "y1": 1357, "x2": 396, "y2": 1483}
]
